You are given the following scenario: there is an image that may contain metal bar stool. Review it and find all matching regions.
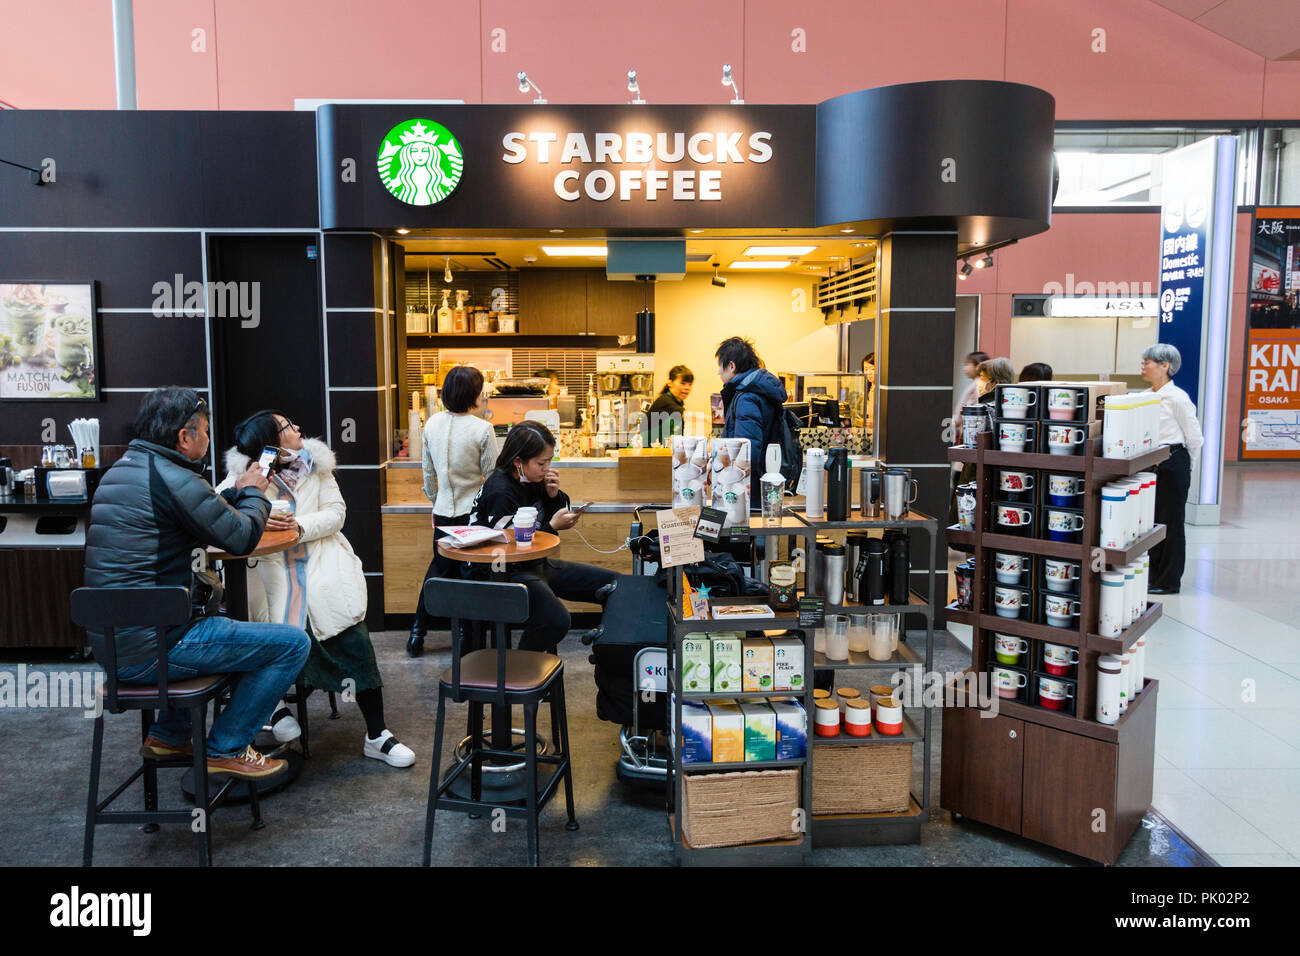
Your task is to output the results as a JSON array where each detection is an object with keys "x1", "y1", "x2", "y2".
[
  {"x1": 72, "y1": 586, "x2": 266, "y2": 867},
  {"x1": 421, "y1": 578, "x2": 578, "y2": 867}
]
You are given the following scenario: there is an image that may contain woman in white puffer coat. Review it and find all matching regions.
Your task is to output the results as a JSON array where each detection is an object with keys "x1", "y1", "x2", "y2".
[{"x1": 216, "y1": 410, "x2": 414, "y2": 768}]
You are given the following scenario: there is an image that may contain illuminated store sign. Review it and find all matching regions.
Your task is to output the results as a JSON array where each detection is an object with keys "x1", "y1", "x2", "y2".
[
  {"x1": 500, "y1": 129, "x2": 773, "y2": 202},
  {"x1": 377, "y1": 119, "x2": 464, "y2": 206}
]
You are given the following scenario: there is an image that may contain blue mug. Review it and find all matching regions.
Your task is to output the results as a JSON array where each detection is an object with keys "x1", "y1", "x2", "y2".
[
  {"x1": 1045, "y1": 508, "x2": 1085, "y2": 543},
  {"x1": 1047, "y1": 473, "x2": 1083, "y2": 507}
]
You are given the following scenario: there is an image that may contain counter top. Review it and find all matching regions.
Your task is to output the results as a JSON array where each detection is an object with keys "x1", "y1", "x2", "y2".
[
  {"x1": 0, "y1": 495, "x2": 91, "y2": 515},
  {"x1": 387, "y1": 457, "x2": 618, "y2": 469},
  {"x1": 383, "y1": 501, "x2": 650, "y2": 515}
]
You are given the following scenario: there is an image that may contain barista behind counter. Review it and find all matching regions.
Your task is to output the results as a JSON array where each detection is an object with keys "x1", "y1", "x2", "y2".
[{"x1": 645, "y1": 365, "x2": 693, "y2": 447}]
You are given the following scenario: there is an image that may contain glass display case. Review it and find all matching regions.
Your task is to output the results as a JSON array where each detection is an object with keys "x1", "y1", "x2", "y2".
[{"x1": 775, "y1": 371, "x2": 876, "y2": 456}]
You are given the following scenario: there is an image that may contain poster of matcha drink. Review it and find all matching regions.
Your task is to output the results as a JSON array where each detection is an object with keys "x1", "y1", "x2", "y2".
[{"x1": 0, "y1": 281, "x2": 100, "y2": 400}]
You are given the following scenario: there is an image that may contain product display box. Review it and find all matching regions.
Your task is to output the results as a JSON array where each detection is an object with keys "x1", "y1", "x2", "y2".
[
  {"x1": 769, "y1": 636, "x2": 804, "y2": 692},
  {"x1": 739, "y1": 701, "x2": 777, "y2": 762},
  {"x1": 1039, "y1": 503, "x2": 1086, "y2": 544},
  {"x1": 989, "y1": 548, "x2": 1033, "y2": 588},
  {"x1": 991, "y1": 418, "x2": 1040, "y2": 455},
  {"x1": 741, "y1": 638, "x2": 774, "y2": 693},
  {"x1": 710, "y1": 634, "x2": 743, "y2": 694},
  {"x1": 1036, "y1": 641, "x2": 1081, "y2": 680},
  {"x1": 678, "y1": 699, "x2": 713, "y2": 763},
  {"x1": 707, "y1": 702, "x2": 744, "y2": 763},
  {"x1": 992, "y1": 466, "x2": 1041, "y2": 506},
  {"x1": 1036, "y1": 555, "x2": 1082, "y2": 599},
  {"x1": 1018, "y1": 380, "x2": 1127, "y2": 425},
  {"x1": 988, "y1": 661, "x2": 1031, "y2": 706},
  {"x1": 1029, "y1": 671, "x2": 1079, "y2": 717},
  {"x1": 768, "y1": 698, "x2": 807, "y2": 760},
  {"x1": 989, "y1": 578, "x2": 1035, "y2": 623},
  {"x1": 1035, "y1": 419, "x2": 1101, "y2": 456},
  {"x1": 681, "y1": 637, "x2": 712, "y2": 693},
  {"x1": 990, "y1": 498, "x2": 1038, "y2": 538}
]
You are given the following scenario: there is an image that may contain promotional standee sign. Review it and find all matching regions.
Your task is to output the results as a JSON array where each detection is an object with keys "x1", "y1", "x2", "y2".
[
  {"x1": 1157, "y1": 136, "x2": 1236, "y2": 510},
  {"x1": 1243, "y1": 209, "x2": 1300, "y2": 459}
]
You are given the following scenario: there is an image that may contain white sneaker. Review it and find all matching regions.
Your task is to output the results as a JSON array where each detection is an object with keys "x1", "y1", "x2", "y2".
[
  {"x1": 269, "y1": 701, "x2": 302, "y2": 743},
  {"x1": 364, "y1": 730, "x2": 415, "y2": 768}
]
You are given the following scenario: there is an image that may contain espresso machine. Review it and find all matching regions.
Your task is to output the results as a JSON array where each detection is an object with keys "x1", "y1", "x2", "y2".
[{"x1": 594, "y1": 352, "x2": 655, "y2": 448}]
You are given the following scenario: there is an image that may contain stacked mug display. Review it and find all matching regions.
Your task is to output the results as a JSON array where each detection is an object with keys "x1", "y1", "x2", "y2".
[
  {"x1": 990, "y1": 632, "x2": 1031, "y2": 704},
  {"x1": 1038, "y1": 556, "x2": 1082, "y2": 629},
  {"x1": 990, "y1": 552, "x2": 1032, "y2": 621}
]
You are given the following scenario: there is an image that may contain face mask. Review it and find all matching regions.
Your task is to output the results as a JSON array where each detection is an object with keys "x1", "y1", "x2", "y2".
[{"x1": 277, "y1": 446, "x2": 300, "y2": 463}]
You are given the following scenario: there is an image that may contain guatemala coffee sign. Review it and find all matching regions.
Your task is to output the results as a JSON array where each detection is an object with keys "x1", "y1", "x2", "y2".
[{"x1": 376, "y1": 119, "x2": 464, "y2": 206}]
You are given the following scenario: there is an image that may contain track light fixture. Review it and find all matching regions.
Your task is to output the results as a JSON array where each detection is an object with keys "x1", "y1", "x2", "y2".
[
  {"x1": 517, "y1": 71, "x2": 546, "y2": 104},
  {"x1": 711, "y1": 263, "x2": 727, "y2": 288},
  {"x1": 958, "y1": 259, "x2": 973, "y2": 279},
  {"x1": 979, "y1": 253, "x2": 994, "y2": 270},
  {"x1": 721, "y1": 64, "x2": 743, "y2": 104},
  {"x1": 627, "y1": 69, "x2": 645, "y2": 105}
]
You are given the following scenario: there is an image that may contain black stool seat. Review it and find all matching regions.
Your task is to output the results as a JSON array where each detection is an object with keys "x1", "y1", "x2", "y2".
[
  {"x1": 440, "y1": 649, "x2": 561, "y2": 692},
  {"x1": 106, "y1": 675, "x2": 227, "y2": 701}
]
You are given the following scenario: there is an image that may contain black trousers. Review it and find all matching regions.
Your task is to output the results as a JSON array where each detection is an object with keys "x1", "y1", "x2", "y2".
[
  {"x1": 413, "y1": 512, "x2": 469, "y2": 633},
  {"x1": 505, "y1": 559, "x2": 618, "y2": 652},
  {"x1": 1150, "y1": 444, "x2": 1190, "y2": 590}
]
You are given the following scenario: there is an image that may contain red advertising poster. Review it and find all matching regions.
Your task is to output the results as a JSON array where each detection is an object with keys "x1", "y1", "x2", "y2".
[{"x1": 1244, "y1": 209, "x2": 1300, "y2": 459}]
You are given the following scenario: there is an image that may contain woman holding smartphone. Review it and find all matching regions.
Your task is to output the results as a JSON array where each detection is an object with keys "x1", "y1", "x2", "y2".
[
  {"x1": 408, "y1": 364, "x2": 497, "y2": 657},
  {"x1": 466, "y1": 421, "x2": 617, "y2": 653},
  {"x1": 217, "y1": 410, "x2": 415, "y2": 769}
]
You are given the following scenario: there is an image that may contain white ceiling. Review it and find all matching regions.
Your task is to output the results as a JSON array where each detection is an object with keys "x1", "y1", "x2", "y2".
[{"x1": 1149, "y1": 0, "x2": 1300, "y2": 60}]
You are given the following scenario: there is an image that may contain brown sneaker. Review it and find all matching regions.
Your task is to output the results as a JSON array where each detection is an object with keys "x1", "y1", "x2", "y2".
[
  {"x1": 206, "y1": 745, "x2": 287, "y2": 780},
  {"x1": 140, "y1": 736, "x2": 194, "y2": 760}
]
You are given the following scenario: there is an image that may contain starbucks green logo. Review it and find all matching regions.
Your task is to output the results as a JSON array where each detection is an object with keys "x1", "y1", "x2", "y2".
[{"x1": 376, "y1": 119, "x2": 463, "y2": 206}]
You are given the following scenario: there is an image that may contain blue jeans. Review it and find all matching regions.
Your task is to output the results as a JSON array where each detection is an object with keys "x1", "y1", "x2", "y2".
[{"x1": 117, "y1": 616, "x2": 311, "y2": 758}]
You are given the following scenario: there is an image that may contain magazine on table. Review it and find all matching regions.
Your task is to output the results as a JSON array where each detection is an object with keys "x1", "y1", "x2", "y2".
[{"x1": 436, "y1": 526, "x2": 509, "y2": 548}]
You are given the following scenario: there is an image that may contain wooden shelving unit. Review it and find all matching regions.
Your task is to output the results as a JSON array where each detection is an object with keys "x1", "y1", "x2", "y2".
[
  {"x1": 665, "y1": 507, "x2": 941, "y2": 861},
  {"x1": 941, "y1": 427, "x2": 1168, "y2": 864}
]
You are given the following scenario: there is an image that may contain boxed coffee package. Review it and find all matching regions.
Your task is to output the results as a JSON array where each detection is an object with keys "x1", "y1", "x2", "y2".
[
  {"x1": 707, "y1": 702, "x2": 745, "y2": 763},
  {"x1": 739, "y1": 701, "x2": 777, "y2": 761},
  {"x1": 742, "y1": 637, "x2": 774, "y2": 692},
  {"x1": 710, "y1": 634, "x2": 743, "y2": 693},
  {"x1": 768, "y1": 698, "x2": 807, "y2": 759},
  {"x1": 678, "y1": 699, "x2": 713, "y2": 763},
  {"x1": 681, "y1": 637, "x2": 712, "y2": 692},
  {"x1": 770, "y1": 636, "x2": 805, "y2": 691}
]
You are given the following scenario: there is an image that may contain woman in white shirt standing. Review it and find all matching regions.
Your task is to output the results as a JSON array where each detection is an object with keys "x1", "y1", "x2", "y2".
[
  {"x1": 408, "y1": 365, "x2": 497, "y2": 656},
  {"x1": 1140, "y1": 344, "x2": 1204, "y2": 594}
]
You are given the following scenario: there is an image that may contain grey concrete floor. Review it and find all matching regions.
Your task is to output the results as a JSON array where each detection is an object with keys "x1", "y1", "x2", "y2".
[{"x1": 0, "y1": 628, "x2": 1211, "y2": 867}]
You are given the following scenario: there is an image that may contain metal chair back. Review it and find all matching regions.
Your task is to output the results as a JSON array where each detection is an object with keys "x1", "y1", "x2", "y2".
[
  {"x1": 422, "y1": 577, "x2": 530, "y2": 705},
  {"x1": 70, "y1": 586, "x2": 192, "y2": 712}
]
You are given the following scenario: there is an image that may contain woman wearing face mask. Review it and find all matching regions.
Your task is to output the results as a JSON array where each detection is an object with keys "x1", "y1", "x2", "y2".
[
  {"x1": 216, "y1": 410, "x2": 415, "y2": 768},
  {"x1": 464, "y1": 421, "x2": 618, "y2": 653}
]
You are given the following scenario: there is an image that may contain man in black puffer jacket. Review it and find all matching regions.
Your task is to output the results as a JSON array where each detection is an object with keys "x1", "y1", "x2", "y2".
[{"x1": 84, "y1": 387, "x2": 309, "y2": 780}]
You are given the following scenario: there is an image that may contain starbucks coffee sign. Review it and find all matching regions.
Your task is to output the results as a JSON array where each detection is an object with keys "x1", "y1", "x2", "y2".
[
  {"x1": 376, "y1": 119, "x2": 464, "y2": 206},
  {"x1": 500, "y1": 129, "x2": 773, "y2": 202}
]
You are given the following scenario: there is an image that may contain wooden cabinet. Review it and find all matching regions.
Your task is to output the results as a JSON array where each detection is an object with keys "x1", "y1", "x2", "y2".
[
  {"x1": 585, "y1": 271, "x2": 646, "y2": 336},
  {"x1": 0, "y1": 547, "x2": 85, "y2": 648},
  {"x1": 518, "y1": 269, "x2": 587, "y2": 335},
  {"x1": 940, "y1": 678, "x2": 1158, "y2": 864},
  {"x1": 517, "y1": 269, "x2": 650, "y2": 337}
]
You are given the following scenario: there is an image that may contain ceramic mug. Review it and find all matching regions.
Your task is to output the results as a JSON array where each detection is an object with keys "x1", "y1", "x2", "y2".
[
  {"x1": 994, "y1": 551, "x2": 1027, "y2": 584},
  {"x1": 995, "y1": 504, "x2": 1033, "y2": 533},
  {"x1": 998, "y1": 421, "x2": 1035, "y2": 453},
  {"x1": 1042, "y1": 642, "x2": 1080, "y2": 675},
  {"x1": 998, "y1": 470, "x2": 1035, "y2": 494},
  {"x1": 1045, "y1": 508, "x2": 1085, "y2": 542},
  {"x1": 992, "y1": 667, "x2": 1028, "y2": 699},
  {"x1": 874, "y1": 697, "x2": 904, "y2": 736},
  {"x1": 1046, "y1": 425, "x2": 1087, "y2": 455},
  {"x1": 995, "y1": 633, "x2": 1029, "y2": 665},
  {"x1": 1047, "y1": 474, "x2": 1084, "y2": 506},
  {"x1": 1038, "y1": 675, "x2": 1075, "y2": 710},
  {"x1": 1000, "y1": 387, "x2": 1038, "y2": 420},
  {"x1": 1046, "y1": 387, "x2": 1085, "y2": 421},
  {"x1": 1043, "y1": 593, "x2": 1082, "y2": 627},
  {"x1": 1043, "y1": 558, "x2": 1081, "y2": 593},
  {"x1": 993, "y1": 586, "x2": 1025, "y2": 619}
]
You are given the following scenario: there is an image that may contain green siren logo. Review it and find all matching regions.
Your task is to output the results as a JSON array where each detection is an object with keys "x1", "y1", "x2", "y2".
[{"x1": 376, "y1": 119, "x2": 464, "y2": 206}]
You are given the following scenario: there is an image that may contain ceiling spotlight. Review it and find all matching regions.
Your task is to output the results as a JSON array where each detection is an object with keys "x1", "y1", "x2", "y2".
[
  {"x1": 517, "y1": 71, "x2": 546, "y2": 104},
  {"x1": 444, "y1": 256, "x2": 453, "y2": 283},
  {"x1": 627, "y1": 69, "x2": 645, "y2": 105},
  {"x1": 978, "y1": 253, "x2": 994, "y2": 270},
  {"x1": 395, "y1": 228, "x2": 410, "y2": 235},
  {"x1": 721, "y1": 64, "x2": 743, "y2": 104},
  {"x1": 958, "y1": 259, "x2": 973, "y2": 279},
  {"x1": 711, "y1": 264, "x2": 727, "y2": 288}
]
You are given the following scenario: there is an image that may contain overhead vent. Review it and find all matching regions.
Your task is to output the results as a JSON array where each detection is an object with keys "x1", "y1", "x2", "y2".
[{"x1": 816, "y1": 259, "x2": 879, "y2": 323}]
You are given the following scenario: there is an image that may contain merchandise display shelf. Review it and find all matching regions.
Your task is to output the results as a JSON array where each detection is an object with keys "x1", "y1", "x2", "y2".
[
  {"x1": 676, "y1": 688, "x2": 806, "y2": 702},
  {"x1": 979, "y1": 533, "x2": 1087, "y2": 559},
  {"x1": 1093, "y1": 445, "x2": 1171, "y2": 478},
  {"x1": 982, "y1": 449, "x2": 1089, "y2": 472},
  {"x1": 1087, "y1": 602, "x2": 1163, "y2": 655},
  {"x1": 977, "y1": 614, "x2": 1082, "y2": 648},
  {"x1": 813, "y1": 640, "x2": 923, "y2": 670},
  {"x1": 1102, "y1": 525, "x2": 1167, "y2": 566},
  {"x1": 943, "y1": 604, "x2": 975, "y2": 626},
  {"x1": 667, "y1": 503, "x2": 940, "y2": 860}
]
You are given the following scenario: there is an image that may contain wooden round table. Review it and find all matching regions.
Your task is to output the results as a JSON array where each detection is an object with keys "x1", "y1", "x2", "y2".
[{"x1": 436, "y1": 528, "x2": 561, "y2": 803}]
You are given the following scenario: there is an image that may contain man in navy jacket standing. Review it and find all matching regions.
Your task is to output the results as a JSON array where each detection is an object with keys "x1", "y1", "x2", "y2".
[{"x1": 715, "y1": 336, "x2": 788, "y2": 502}]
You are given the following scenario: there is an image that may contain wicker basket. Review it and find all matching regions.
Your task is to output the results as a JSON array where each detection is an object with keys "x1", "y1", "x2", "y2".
[
  {"x1": 681, "y1": 769, "x2": 800, "y2": 849},
  {"x1": 812, "y1": 742, "x2": 912, "y2": 815}
]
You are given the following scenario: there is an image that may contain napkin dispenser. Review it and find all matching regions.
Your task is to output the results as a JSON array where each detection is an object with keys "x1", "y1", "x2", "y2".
[{"x1": 46, "y1": 469, "x2": 88, "y2": 499}]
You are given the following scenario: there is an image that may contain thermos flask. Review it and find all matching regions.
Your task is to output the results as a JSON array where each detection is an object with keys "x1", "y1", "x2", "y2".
[
  {"x1": 844, "y1": 532, "x2": 870, "y2": 603},
  {"x1": 804, "y1": 447, "x2": 826, "y2": 519},
  {"x1": 859, "y1": 467, "x2": 882, "y2": 518},
  {"x1": 826, "y1": 447, "x2": 850, "y2": 522},
  {"x1": 823, "y1": 542, "x2": 845, "y2": 605},
  {"x1": 886, "y1": 530, "x2": 910, "y2": 605},
  {"x1": 860, "y1": 538, "x2": 889, "y2": 606}
]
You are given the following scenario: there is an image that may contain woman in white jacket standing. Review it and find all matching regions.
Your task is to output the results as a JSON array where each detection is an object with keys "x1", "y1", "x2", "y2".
[
  {"x1": 218, "y1": 410, "x2": 414, "y2": 768},
  {"x1": 407, "y1": 365, "x2": 497, "y2": 657}
]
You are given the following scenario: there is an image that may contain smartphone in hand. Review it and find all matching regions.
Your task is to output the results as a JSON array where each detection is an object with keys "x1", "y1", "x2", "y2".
[
  {"x1": 258, "y1": 445, "x2": 278, "y2": 477},
  {"x1": 570, "y1": 501, "x2": 592, "y2": 516}
]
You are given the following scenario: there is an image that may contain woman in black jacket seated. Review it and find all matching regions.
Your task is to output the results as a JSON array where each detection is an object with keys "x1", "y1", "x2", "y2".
[{"x1": 467, "y1": 421, "x2": 617, "y2": 652}]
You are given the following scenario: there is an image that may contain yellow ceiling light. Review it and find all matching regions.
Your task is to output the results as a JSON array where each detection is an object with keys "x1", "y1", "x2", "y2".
[{"x1": 741, "y1": 245, "x2": 817, "y2": 256}]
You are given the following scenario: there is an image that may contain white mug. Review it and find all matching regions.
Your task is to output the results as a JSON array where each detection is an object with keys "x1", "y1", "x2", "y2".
[
  {"x1": 993, "y1": 586, "x2": 1025, "y2": 618},
  {"x1": 994, "y1": 552, "x2": 1027, "y2": 584},
  {"x1": 992, "y1": 667, "x2": 1028, "y2": 698},
  {"x1": 1043, "y1": 558, "x2": 1080, "y2": 593},
  {"x1": 1046, "y1": 425, "x2": 1086, "y2": 455},
  {"x1": 1047, "y1": 387, "x2": 1084, "y2": 421},
  {"x1": 1043, "y1": 594, "x2": 1081, "y2": 627},
  {"x1": 1046, "y1": 510, "x2": 1085, "y2": 533},
  {"x1": 1042, "y1": 642, "x2": 1080, "y2": 674},
  {"x1": 998, "y1": 470, "x2": 1035, "y2": 494},
  {"x1": 998, "y1": 421, "x2": 1035, "y2": 453},
  {"x1": 1000, "y1": 387, "x2": 1038, "y2": 420},
  {"x1": 995, "y1": 504, "x2": 1033, "y2": 531},
  {"x1": 994, "y1": 633, "x2": 1029, "y2": 664}
]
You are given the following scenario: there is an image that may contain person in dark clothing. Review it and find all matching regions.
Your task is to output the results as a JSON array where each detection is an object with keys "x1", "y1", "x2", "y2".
[
  {"x1": 716, "y1": 337, "x2": 788, "y2": 501},
  {"x1": 83, "y1": 387, "x2": 309, "y2": 780},
  {"x1": 646, "y1": 364, "x2": 693, "y2": 446},
  {"x1": 465, "y1": 421, "x2": 617, "y2": 652},
  {"x1": 1019, "y1": 362, "x2": 1053, "y2": 382}
]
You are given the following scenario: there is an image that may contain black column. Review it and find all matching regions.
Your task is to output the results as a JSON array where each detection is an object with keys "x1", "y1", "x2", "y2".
[{"x1": 876, "y1": 232, "x2": 957, "y2": 603}]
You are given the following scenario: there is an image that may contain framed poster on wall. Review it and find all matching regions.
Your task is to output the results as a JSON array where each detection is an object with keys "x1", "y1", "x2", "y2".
[
  {"x1": 0, "y1": 281, "x2": 101, "y2": 401},
  {"x1": 1243, "y1": 210, "x2": 1300, "y2": 459}
]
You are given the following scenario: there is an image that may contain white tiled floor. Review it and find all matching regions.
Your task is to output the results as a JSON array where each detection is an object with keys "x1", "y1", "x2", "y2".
[
  {"x1": 946, "y1": 463, "x2": 1300, "y2": 865},
  {"x1": 1144, "y1": 463, "x2": 1300, "y2": 865}
]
